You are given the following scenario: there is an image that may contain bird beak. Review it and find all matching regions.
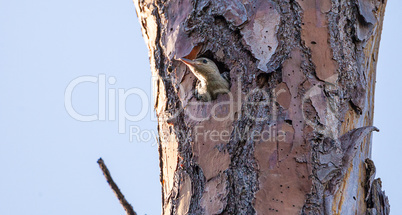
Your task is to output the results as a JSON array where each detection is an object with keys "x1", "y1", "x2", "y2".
[{"x1": 179, "y1": 58, "x2": 196, "y2": 66}]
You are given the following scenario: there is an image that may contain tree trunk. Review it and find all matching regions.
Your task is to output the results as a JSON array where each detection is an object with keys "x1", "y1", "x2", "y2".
[{"x1": 134, "y1": 0, "x2": 389, "y2": 214}]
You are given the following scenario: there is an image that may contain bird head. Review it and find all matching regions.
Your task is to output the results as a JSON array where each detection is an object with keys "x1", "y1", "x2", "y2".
[
  {"x1": 179, "y1": 57, "x2": 220, "y2": 77},
  {"x1": 178, "y1": 57, "x2": 229, "y2": 101}
]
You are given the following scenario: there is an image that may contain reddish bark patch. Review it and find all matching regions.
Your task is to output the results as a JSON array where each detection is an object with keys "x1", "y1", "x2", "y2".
[
  {"x1": 254, "y1": 49, "x2": 312, "y2": 214},
  {"x1": 298, "y1": 0, "x2": 338, "y2": 83},
  {"x1": 275, "y1": 82, "x2": 291, "y2": 110}
]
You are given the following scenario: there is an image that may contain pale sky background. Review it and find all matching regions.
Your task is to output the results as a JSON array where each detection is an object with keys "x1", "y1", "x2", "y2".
[{"x1": 0, "y1": 1, "x2": 400, "y2": 215}]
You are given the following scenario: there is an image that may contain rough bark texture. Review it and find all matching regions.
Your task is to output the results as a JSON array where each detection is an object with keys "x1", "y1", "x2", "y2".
[{"x1": 134, "y1": 0, "x2": 389, "y2": 214}]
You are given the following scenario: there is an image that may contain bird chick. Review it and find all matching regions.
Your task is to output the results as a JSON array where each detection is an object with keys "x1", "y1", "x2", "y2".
[{"x1": 179, "y1": 57, "x2": 229, "y2": 101}]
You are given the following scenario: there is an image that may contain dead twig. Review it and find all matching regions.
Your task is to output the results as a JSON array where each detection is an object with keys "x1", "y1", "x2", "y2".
[{"x1": 97, "y1": 158, "x2": 137, "y2": 215}]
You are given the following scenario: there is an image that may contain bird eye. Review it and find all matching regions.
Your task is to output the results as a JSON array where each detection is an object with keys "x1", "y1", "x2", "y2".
[{"x1": 202, "y1": 59, "x2": 208, "y2": 64}]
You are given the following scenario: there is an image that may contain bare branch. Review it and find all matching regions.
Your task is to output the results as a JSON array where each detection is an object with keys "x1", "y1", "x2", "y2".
[{"x1": 97, "y1": 158, "x2": 137, "y2": 215}]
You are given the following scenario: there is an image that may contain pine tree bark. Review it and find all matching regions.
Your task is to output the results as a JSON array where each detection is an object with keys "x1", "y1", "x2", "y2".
[{"x1": 134, "y1": 0, "x2": 389, "y2": 214}]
